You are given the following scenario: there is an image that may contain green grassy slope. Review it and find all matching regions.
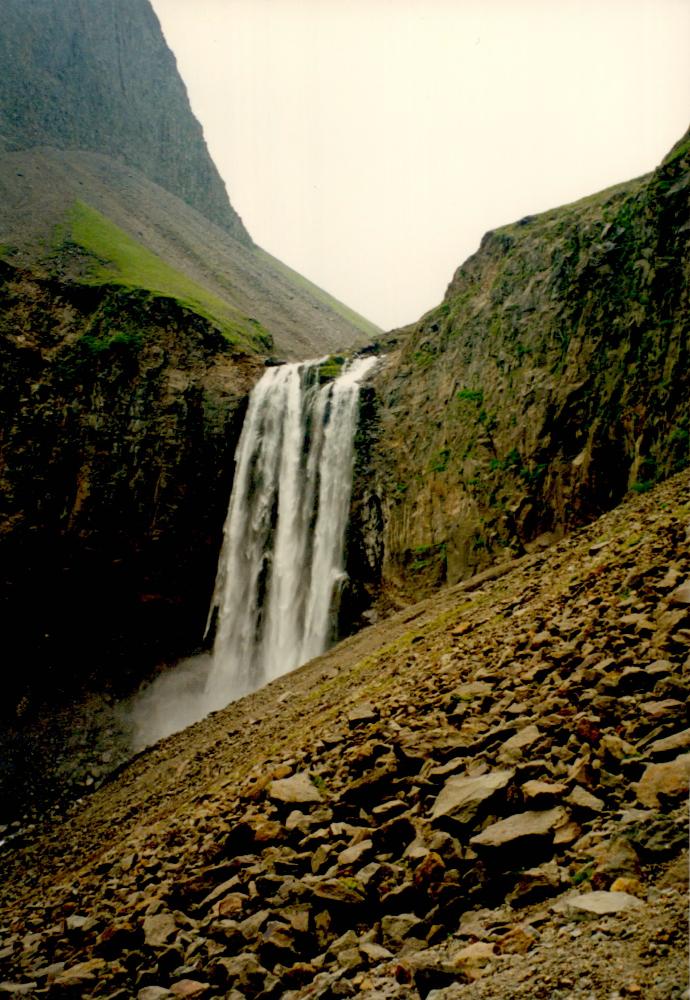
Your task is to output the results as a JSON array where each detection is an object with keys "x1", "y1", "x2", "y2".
[
  {"x1": 52, "y1": 201, "x2": 271, "y2": 350},
  {"x1": 0, "y1": 148, "x2": 378, "y2": 357}
]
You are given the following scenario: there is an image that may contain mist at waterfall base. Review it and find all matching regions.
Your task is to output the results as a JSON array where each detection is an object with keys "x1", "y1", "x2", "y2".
[{"x1": 127, "y1": 356, "x2": 377, "y2": 750}]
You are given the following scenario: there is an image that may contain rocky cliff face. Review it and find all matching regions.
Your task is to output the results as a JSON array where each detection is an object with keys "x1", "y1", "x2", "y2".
[
  {"x1": 0, "y1": 0, "x2": 250, "y2": 243},
  {"x1": 0, "y1": 0, "x2": 378, "y2": 357},
  {"x1": 363, "y1": 130, "x2": 690, "y2": 605},
  {"x1": 0, "y1": 261, "x2": 263, "y2": 713}
]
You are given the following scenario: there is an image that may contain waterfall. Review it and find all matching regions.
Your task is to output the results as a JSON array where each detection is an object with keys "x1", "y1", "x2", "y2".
[{"x1": 204, "y1": 355, "x2": 377, "y2": 710}]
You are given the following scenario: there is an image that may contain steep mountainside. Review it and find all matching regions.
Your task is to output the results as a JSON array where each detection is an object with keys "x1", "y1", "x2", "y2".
[
  {"x1": 0, "y1": 0, "x2": 249, "y2": 242},
  {"x1": 0, "y1": 147, "x2": 378, "y2": 357},
  {"x1": 0, "y1": 0, "x2": 378, "y2": 356},
  {"x1": 362, "y1": 130, "x2": 689, "y2": 605}
]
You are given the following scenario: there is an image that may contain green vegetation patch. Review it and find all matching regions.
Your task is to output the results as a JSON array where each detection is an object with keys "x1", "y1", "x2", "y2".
[
  {"x1": 430, "y1": 447, "x2": 451, "y2": 473},
  {"x1": 412, "y1": 344, "x2": 436, "y2": 368},
  {"x1": 59, "y1": 201, "x2": 270, "y2": 350},
  {"x1": 662, "y1": 132, "x2": 690, "y2": 168},
  {"x1": 317, "y1": 355, "x2": 346, "y2": 382},
  {"x1": 490, "y1": 447, "x2": 521, "y2": 473},
  {"x1": 408, "y1": 541, "x2": 447, "y2": 574},
  {"x1": 456, "y1": 388, "x2": 484, "y2": 404},
  {"x1": 81, "y1": 326, "x2": 143, "y2": 355}
]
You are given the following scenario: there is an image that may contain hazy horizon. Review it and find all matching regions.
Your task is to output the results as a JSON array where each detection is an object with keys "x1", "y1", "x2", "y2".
[{"x1": 151, "y1": 0, "x2": 690, "y2": 330}]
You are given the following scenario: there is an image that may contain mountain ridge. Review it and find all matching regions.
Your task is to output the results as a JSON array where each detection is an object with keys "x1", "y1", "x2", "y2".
[{"x1": 0, "y1": 0, "x2": 379, "y2": 357}]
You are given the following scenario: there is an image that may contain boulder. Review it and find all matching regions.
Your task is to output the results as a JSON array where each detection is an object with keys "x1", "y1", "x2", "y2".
[
  {"x1": 143, "y1": 913, "x2": 177, "y2": 949},
  {"x1": 268, "y1": 772, "x2": 322, "y2": 804},
  {"x1": 209, "y1": 954, "x2": 269, "y2": 992},
  {"x1": 507, "y1": 860, "x2": 565, "y2": 905},
  {"x1": 669, "y1": 582, "x2": 690, "y2": 605},
  {"x1": 346, "y1": 703, "x2": 380, "y2": 728},
  {"x1": 592, "y1": 836, "x2": 640, "y2": 888},
  {"x1": 470, "y1": 807, "x2": 568, "y2": 853},
  {"x1": 448, "y1": 941, "x2": 496, "y2": 979},
  {"x1": 634, "y1": 754, "x2": 690, "y2": 807},
  {"x1": 381, "y1": 913, "x2": 424, "y2": 948},
  {"x1": 566, "y1": 786, "x2": 605, "y2": 814},
  {"x1": 521, "y1": 779, "x2": 567, "y2": 805},
  {"x1": 646, "y1": 730, "x2": 690, "y2": 760},
  {"x1": 337, "y1": 839, "x2": 374, "y2": 867},
  {"x1": 312, "y1": 878, "x2": 366, "y2": 907},
  {"x1": 430, "y1": 770, "x2": 514, "y2": 828},
  {"x1": 553, "y1": 890, "x2": 646, "y2": 916},
  {"x1": 498, "y1": 725, "x2": 541, "y2": 762},
  {"x1": 51, "y1": 959, "x2": 107, "y2": 989},
  {"x1": 496, "y1": 924, "x2": 538, "y2": 953}
]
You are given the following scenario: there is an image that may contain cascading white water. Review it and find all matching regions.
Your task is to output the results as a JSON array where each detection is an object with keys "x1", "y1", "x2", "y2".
[{"x1": 203, "y1": 354, "x2": 377, "y2": 710}]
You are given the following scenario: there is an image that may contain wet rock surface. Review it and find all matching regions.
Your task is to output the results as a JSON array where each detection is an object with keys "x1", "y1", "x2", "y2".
[{"x1": 0, "y1": 468, "x2": 689, "y2": 997}]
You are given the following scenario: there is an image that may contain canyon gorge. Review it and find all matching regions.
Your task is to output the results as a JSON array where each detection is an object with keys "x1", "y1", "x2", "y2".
[{"x1": 0, "y1": 2, "x2": 687, "y2": 997}]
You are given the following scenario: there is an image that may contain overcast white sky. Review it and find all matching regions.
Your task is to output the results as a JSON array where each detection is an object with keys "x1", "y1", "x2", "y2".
[{"x1": 150, "y1": 0, "x2": 690, "y2": 330}]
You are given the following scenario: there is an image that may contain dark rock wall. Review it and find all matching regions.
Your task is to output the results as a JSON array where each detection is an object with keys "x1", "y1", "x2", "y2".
[
  {"x1": 0, "y1": 263, "x2": 262, "y2": 713},
  {"x1": 0, "y1": 0, "x2": 251, "y2": 244},
  {"x1": 341, "y1": 383, "x2": 386, "y2": 631},
  {"x1": 361, "y1": 130, "x2": 690, "y2": 604}
]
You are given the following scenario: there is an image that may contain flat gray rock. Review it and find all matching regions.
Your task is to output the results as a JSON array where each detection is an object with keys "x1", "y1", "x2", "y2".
[
  {"x1": 138, "y1": 988, "x2": 173, "y2": 1000},
  {"x1": 647, "y1": 728, "x2": 690, "y2": 758},
  {"x1": 143, "y1": 912, "x2": 177, "y2": 948},
  {"x1": 634, "y1": 754, "x2": 690, "y2": 807},
  {"x1": 346, "y1": 702, "x2": 380, "y2": 727},
  {"x1": 670, "y1": 581, "x2": 690, "y2": 605},
  {"x1": 470, "y1": 807, "x2": 567, "y2": 849},
  {"x1": 498, "y1": 725, "x2": 541, "y2": 761},
  {"x1": 566, "y1": 785, "x2": 605, "y2": 813},
  {"x1": 430, "y1": 769, "x2": 514, "y2": 827},
  {"x1": 553, "y1": 890, "x2": 646, "y2": 916}
]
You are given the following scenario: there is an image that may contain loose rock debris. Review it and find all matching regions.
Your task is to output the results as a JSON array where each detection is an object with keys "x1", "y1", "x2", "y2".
[{"x1": 1, "y1": 470, "x2": 689, "y2": 998}]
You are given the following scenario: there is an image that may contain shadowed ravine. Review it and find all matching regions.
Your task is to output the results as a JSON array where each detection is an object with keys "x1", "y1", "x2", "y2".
[{"x1": 0, "y1": 4, "x2": 688, "y2": 991}]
